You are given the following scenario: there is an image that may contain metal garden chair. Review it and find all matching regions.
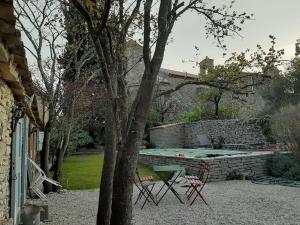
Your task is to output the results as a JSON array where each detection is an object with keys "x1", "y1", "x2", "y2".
[
  {"x1": 185, "y1": 163, "x2": 212, "y2": 206},
  {"x1": 134, "y1": 169, "x2": 158, "y2": 209},
  {"x1": 28, "y1": 158, "x2": 62, "y2": 200}
]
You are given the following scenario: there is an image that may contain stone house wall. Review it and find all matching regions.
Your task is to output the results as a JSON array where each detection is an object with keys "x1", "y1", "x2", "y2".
[
  {"x1": 150, "y1": 119, "x2": 267, "y2": 148},
  {"x1": 126, "y1": 41, "x2": 200, "y2": 122},
  {"x1": 155, "y1": 70, "x2": 200, "y2": 121},
  {"x1": 0, "y1": 80, "x2": 14, "y2": 224}
]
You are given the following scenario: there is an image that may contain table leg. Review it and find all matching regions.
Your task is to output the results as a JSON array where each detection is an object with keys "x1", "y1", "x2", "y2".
[{"x1": 156, "y1": 171, "x2": 184, "y2": 204}]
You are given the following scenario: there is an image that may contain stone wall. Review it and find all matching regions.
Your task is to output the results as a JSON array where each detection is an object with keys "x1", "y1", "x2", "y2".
[
  {"x1": 150, "y1": 119, "x2": 267, "y2": 148},
  {"x1": 184, "y1": 119, "x2": 267, "y2": 147},
  {"x1": 138, "y1": 152, "x2": 274, "y2": 181},
  {"x1": 0, "y1": 80, "x2": 14, "y2": 224},
  {"x1": 150, "y1": 123, "x2": 184, "y2": 148}
]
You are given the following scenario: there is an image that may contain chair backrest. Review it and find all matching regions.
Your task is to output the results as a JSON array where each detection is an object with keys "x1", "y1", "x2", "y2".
[
  {"x1": 27, "y1": 158, "x2": 44, "y2": 188},
  {"x1": 199, "y1": 163, "x2": 212, "y2": 185},
  {"x1": 135, "y1": 168, "x2": 142, "y2": 183},
  {"x1": 28, "y1": 158, "x2": 45, "y2": 175}
]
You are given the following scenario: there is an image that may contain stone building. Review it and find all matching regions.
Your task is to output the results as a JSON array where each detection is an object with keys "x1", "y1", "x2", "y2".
[
  {"x1": 126, "y1": 40, "x2": 207, "y2": 122},
  {"x1": 126, "y1": 41, "x2": 265, "y2": 122},
  {"x1": 0, "y1": 1, "x2": 47, "y2": 224}
]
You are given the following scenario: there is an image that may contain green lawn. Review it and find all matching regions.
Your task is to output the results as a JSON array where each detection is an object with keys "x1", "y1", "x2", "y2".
[{"x1": 61, "y1": 154, "x2": 159, "y2": 190}]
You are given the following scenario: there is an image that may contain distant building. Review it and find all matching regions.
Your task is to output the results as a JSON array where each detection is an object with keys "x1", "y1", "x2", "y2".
[
  {"x1": 126, "y1": 41, "x2": 265, "y2": 122},
  {"x1": 126, "y1": 41, "x2": 207, "y2": 121}
]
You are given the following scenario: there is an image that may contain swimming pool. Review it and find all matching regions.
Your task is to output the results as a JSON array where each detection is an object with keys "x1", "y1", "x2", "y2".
[{"x1": 139, "y1": 148, "x2": 249, "y2": 159}]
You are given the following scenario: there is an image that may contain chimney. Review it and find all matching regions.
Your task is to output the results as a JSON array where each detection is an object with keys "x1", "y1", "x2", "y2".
[{"x1": 199, "y1": 56, "x2": 214, "y2": 75}]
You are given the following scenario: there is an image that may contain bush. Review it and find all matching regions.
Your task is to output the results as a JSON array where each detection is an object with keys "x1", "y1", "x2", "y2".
[
  {"x1": 181, "y1": 103, "x2": 238, "y2": 123},
  {"x1": 147, "y1": 108, "x2": 161, "y2": 127},
  {"x1": 209, "y1": 136, "x2": 225, "y2": 149},
  {"x1": 181, "y1": 107, "x2": 203, "y2": 122},
  {"x1": 256, "y1": 115, "x2": 276, "y2": 143},
  {"x1": 271, "y1": 104, "x2": 300, "y2": 162},
  {"x1": 66, "y1": 129, "x2": 94, "y2": 154},
  {"x1": 268, "y1": 153, "x2": 300, "y2": 181}
]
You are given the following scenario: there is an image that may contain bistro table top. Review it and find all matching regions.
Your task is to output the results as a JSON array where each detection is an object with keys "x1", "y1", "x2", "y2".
[{"x1": 153, "y1": 165, "x2": 184, "y2": 172}]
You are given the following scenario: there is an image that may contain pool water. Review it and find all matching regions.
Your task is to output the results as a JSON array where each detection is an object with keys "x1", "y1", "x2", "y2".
[{"x1": 139, "y1": 148, "x2": 249, "y2": 159}]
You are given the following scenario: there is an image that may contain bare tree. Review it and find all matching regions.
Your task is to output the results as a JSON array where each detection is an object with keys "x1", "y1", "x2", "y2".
[
  {"x1": 15, "y1": 0, "x2": 95, "y2": 192},
  {"x1": 15, "y1": 0, "x2": 66, "y2": 193},
  {"x1": 153, "y1": 82, "x2": 178, "y2": 123},
  {"x1": 158, "y1": 38, "x2": 284, "y2": 99}
]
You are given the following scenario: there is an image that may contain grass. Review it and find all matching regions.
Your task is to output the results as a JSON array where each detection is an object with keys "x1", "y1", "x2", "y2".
[{"x1": 61, "y1": 154, "x2": 159, "y2": 190}]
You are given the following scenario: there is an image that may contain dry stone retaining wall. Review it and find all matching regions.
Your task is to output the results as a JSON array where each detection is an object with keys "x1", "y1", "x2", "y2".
[
  {"x1": 138, "y1": 152, "x2": 274, "y2": 181},
  {"x1": 0, "y1": 80, "x2": 14, "y2": 224},
  {"x1": 150, "y1": 119, "x2": 267, "y2": 148},
  {"x1": 149, "y1": 123, "x2": 184, "y2": 148}
]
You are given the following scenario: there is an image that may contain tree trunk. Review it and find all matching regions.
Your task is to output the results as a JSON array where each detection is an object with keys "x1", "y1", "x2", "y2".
[
  {"x1": 52, "y1": 144, "x2": 64, "y2": 192},
  {"x1": 52, "y1": 129, "x2": 71, "y2": 191},
  {"x1": 40, "y1": 121, "x2": 52, "y2": 194},
  {"x1": 111, "y1": 46, "x2": 169, "y2": 225},
  {"x1": 110, "y1": 1, "x2": 172, "y2": 223},
  {"x1": 97, "y1": 113, "x2": 117, "y2": 225},
  {"x1": 95, "y1": 32, "x2": 119, "y2": 225},
  {"x1": 110, "y1": 74, "x2": 156, "y2": 224},
  {"x1": 52, "y1": 100, "x2": 75, "y2": 191},
  {"x1": 215, "y1": 102, "x2": 219, "y2": 117}
]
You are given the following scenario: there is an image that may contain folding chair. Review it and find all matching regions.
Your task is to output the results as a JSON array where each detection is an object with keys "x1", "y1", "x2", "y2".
[
  {"x1": 28, "y1": 158, "x2": 62, "y2": 200},
  {"x1": 134, "y1": 169, "x2": 158, "y2": 209},
  {"x1": 186, "y1": 163, "x2": 211, "y2": 206},
  {"x1": 184, "y1": 163, "x2": 206, "y2": 194}
]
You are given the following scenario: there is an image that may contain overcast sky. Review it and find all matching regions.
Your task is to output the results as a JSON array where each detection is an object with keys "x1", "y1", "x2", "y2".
[
  {"x1": 162, "y1": 0, "x2": 300, "y2": 74},
  {"x1": 21, "y1": 0, "x2": 300, "y2": 75}
]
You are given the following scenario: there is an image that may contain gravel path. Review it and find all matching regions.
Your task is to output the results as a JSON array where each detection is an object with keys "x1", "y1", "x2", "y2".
[{"x1": 35, "y1": 181, "x2": 300, "y2": 225}]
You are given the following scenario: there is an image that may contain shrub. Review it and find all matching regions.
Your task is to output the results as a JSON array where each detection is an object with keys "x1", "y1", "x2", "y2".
[
  {"x1": 147, "y1": 108, "x2": 161, "y2": 127},
  {"x1": 283, "y1": 166, "x2": 300, "y2": 181},
  {"x1": 181, "y1": 107, "x2": 203, "y2": 122},
  {"x1": 226, "y1": 170, "x2": 251, "y2": 180},
  {"x1": 271, "y1": 104, "x2": 300, "y2": 162},
  {"x1": 268, "y1": 153, "x2": 300, "y2": 181},
  {"x1": 209, "y1": 136, "x2": 225, "y2": 149},
  {"x1": 268, "y1": 153, "x2": 295, "y2": 177},
  {"x1": 66, "y1": 129, "x2": 94, "y2": 154},
  {"x1": 256, "y1": 115, "x2": 276, "y2": 143},
  {"x1": 181, "y1": 102, "x2": 238, "y2": 123}
]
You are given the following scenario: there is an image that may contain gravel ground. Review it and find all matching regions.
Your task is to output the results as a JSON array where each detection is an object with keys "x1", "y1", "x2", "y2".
[{"x1": 34, "y1": 181, "x2": 300, "y2": 225}]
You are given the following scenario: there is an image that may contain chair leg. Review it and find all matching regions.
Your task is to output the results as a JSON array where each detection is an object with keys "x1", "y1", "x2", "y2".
[
  {"x1": 141, "y1": 184, "x2": 156, "y2": 209},
  {"x1": 190, "y1": 185, "x2": 209, "y2": 207},
  {"x1": 198, "y1": 192, "x2": 208, "y2": 206},
  {"x1": 187, "y1": 184, "x2": 198, "y2": 200},
  {"x1": 190, "y1": 192, "x2": 198, "y2": 205},
  {"x1": 31, "y1": 186, "x2": 47, "y2": 200},
  {"x1": 141, "y1": 187, "x2": 152, "y2": 209},
  {"x1": 155, "y1": 182, "x2": 165, "y2": 197},
  {"x1": 134, "y1": 191, "x2": 143, "y2": 205},
  {"x1": 185, "y1": 186, "x2": 192, "y2": 195}
]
